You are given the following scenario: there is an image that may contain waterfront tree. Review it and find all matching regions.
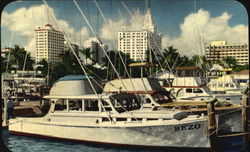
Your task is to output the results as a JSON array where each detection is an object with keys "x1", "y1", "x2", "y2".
[
  {"x1": 36, "y1": 59, "x2": 48, "y2": 76},
  {"x1": 8, "y1": 45, "x2": 35, "y2": 71},
  {"x1": 80, "y1": 48, "x2": 94, "y2": 64},
  {"x1": 223, "y1": 56, "x2": 238, "y2": 69}
]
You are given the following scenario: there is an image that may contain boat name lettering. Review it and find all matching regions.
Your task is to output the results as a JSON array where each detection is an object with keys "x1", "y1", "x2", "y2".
[{"x1": 174, "y1": 124, "x2": 201, "y2": 131}]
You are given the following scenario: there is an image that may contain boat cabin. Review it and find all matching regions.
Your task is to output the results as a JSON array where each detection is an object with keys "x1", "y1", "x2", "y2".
[{"x1": 45, "y1": 93, "x2": 141, "y2": 114}]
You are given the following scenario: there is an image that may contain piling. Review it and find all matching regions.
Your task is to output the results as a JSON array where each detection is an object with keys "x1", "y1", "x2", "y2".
[
  {"x1": 205, "y1": 97, "x2": 218, "y2": 151},
  {"x1": 2, "y1": 97, "x2": 8, "y2": 128},
  {"x1": 241, "y1": 87, "x2": 249, "y2": 147}
]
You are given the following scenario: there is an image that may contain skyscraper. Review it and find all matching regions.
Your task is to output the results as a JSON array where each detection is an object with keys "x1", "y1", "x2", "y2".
[
  {"x1": 118, "y1": 9, "x2": 162, "y2": 61},
  {"x1": 35, "y1": 24, "x2": 64, "y2": 64}
]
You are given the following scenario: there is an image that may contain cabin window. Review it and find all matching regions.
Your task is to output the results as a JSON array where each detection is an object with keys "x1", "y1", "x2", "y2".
[
  {"x1": 69, "y1": 100, "x2": 82, "y2": 111},
  {"x1": 224, "y1": 83, "x2": 229, "y2": 87},
  {"x1": 116, "y1": 118, "x2": 127, "y2": 121},
  {"x1": 131, "y1": 98, "x2": 140, "y2": 107},
  {"x1": 152, "y1": 92, "x2": 171, "y2": 104},
  {"x1": 229, "y1": 84, "x2": 234, "y2": 87},
  {"x1": 186, "y1": 89, "x2": 192, "y2": 93},
  {"x1": 193, "y1": 89, "x2": 203, "y2": 93},
  {"x1": 218, "y1": 83, "x2": 223, "y2": 87},
  {"x1": 145, "y1": 98, "x2": 151, "y2": 103},
  {"x1": 54, "y1": 99, "x2": 67, "y2": 111},
  {"x1": 111, "y1": 96, "x2": 141, "y2": 113},
  {"x1": 212, "y1": 83, "x2": 217, "y2": 87},
  {"x1": 132, "y1": 118, "x2": 142, "y2": 121},
  {"x1": 85, "y1": 100, "x2": 99, "y2": 111},
  {"x1": 163, "y1": 80, "x2": 170, "y2": 86},
  {"x1": 101, "y1": 100, "x2": 112, "y2": 111}
]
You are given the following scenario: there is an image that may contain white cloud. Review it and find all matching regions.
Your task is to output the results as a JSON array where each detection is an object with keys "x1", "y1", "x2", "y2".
[
  {"x1": 99, "y1": 8, "x2": 147, "y2": 48},
  {"x1": 2, "y1": 5, "x2": 248, "y2": 57},
  {"x1": 163, "y1": 9, "x2": 248, "y2": 56},
  {"x1": 100, "y1": 8, "x2": 248, "y2": 56},
  {"x1": 2, "y1": 4, "x2": 90, "y2": 56}
]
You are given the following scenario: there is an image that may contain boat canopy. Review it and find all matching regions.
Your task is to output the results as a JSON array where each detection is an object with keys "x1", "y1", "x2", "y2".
[
  {"x1": 103, "y1": 78, "x2": 164, "y2": 93},
  {"x1": 57, "y1": 75, "x2": 93, "y2": 82},
  {"x1": 49, "y1": 75, "x2": 102, "y2": 96},
  {"x1": 171, "y1": 77, "x2": 204, "y2": 87},
  {"x1": 128, "y1": 62, "x2": 155, "y2": 68}
]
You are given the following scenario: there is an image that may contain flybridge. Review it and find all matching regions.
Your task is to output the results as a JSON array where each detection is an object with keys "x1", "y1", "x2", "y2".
[{"x1": 49, "y1": 75, "x2": 103, "y2": 96}]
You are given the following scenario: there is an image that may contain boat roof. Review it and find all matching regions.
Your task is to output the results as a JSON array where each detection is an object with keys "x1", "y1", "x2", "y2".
[
  {"x1": 44, "y1": 93, "x2": 110, "y2": 99},
  {"x1": 128, "y1": 62, "x2": 154, "y2": 67},
  {"x1": 175, "y1": 66, "x2": 200, "y2": 70},
  {"x1": 57, "y1": 75, "x2": 93, "y2": 82},
  {"x1": 43, "y1": 93, "x2": 138, "y2": 100},
  {"x1": 232, "y1": 70, "x2": 249, "y2": 75}
]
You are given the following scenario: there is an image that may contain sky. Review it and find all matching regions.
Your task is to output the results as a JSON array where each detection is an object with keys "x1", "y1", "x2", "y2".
[{"x1": 1, "y1": 0, "x2": 249, "y2": 57}]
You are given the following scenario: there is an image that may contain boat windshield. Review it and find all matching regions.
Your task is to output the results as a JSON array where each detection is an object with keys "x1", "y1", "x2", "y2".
[
  {"x1": 110, "y1": 95, "x2": 141, "y2": 113},
  {"x1": 151, "y1": 91, "x2": 172, "y2": 104}
]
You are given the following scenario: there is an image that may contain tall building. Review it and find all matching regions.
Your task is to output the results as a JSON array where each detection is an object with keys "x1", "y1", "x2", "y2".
[
  {"x1": 35, "y1": 24, "x2": 64, "y2": 63},
  {"x1": 206, "y1": 41, "x2": 249, "y2": 65},
  {"x1": 83, "y1": 37, "x2": 108, "y2": 65},
  {"x1": 118, "y1": 9, "x2": 162, "y2": 61}
]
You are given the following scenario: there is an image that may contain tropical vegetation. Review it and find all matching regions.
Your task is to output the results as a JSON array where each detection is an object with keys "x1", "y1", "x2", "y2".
[{"x1": 2, "y1": 45, "x2": 248, "y2": 85}]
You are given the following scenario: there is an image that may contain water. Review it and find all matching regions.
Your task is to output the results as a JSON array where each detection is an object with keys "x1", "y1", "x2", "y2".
[{"x1": 2, "y1": 129, "x2": 139, "y2": 152}]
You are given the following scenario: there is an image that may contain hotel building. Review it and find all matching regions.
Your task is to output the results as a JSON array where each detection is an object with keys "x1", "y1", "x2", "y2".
[
  {"x1": 35, "y1": 24, "x2": 64, "y2": 63},
  {"x1": 206, "y1": 41, "x2": 249, "y2": 65},
  {"x1": 118, "y1": 9, "x2": 162, "y2": 61}
]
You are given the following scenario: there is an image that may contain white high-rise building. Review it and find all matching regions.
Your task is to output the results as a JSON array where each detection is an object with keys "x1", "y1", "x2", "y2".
[
  {"x1": 83, "y1": 37, "x2": 108, "y2": 65},
  {"x1": 35, "y1": 24, "x2": 64, "y2": 63},
  {"x1": 118, "y1": 9, "x2": 162, "y2": 61}
]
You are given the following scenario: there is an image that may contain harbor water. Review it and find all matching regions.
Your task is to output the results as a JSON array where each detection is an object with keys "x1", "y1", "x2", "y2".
[{"x1": 2, "y1": 129, "x2": 136, "y2": 152}]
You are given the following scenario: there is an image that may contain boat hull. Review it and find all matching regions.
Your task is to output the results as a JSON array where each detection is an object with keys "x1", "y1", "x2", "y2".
[{"x1": 8, "y1": 118, "x2": 210, "y2": 148}]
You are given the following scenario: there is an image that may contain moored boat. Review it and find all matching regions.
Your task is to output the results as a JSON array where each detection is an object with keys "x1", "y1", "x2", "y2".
[{"x1": 8, "y1": 76, "x2": 248, "y2": 150}]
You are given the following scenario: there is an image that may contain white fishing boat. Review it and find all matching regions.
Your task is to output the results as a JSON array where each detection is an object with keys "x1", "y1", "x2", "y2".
[
  {"x1": 207, "y1": 74, "x2": 242, "y2": 94},
  {"x1": 231, "y1": 70, "x2": 249, "y2": 89},
  {"x1": 8, "y1": 76, "x2": 245, "y2": 149},
  {"x1": 162, "y1": 76, "x2": 242, "y2": 105},
  {"x1": 104, "y1": 77, "x2": 242, "y2": 113},
  {"x1": 6, "y1": 77, "x2": 202, "y2": 148},
  {"x1": 207, "y1": 65, "x2": 242, "y2": 94}
]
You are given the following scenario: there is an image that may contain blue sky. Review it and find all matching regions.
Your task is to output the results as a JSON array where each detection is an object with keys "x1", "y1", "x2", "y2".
[{"x1": 1, "y1": 0, "x2": 248, "y2": 56}]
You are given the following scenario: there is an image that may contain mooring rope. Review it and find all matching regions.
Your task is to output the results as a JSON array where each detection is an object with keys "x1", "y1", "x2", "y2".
[
  {"x1": 5, "y1": 119, "x2": 23, "y2": 126},
  {"x1": 217, "y1": 132, "x2": 250, "y2": 138}
]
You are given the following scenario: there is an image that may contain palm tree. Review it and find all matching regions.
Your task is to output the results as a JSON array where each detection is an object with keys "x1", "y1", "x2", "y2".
[
  {"x1": 9, "y1": 45, "x2": 25, "y2": 70},
  {"x1": 8, "y1": 45, "x2": 35, "y2": 70},
  {"x1": 1, "y1": 56, "x2": 7, "y2": 73},
  {"x1": 49, "y1": 49, "x2": 85, "y2": 84},
  {"x1": 23, "y1": 52, "x2": 35, "y2": 70},
  {"x1": 80, "y1": 48, "x2": 94, "y2": 64},
  {"x1": 223, "y1": 56, "x2": 238, "y2": 69},
  {"x1": 102, "y1": 50, "x2": 133, "y2": 79},
  {"x1": 162, "y1": 46, "x2": 180, "y2": 70},
  {"x1": 36, "y1": 59, "x2": 48, "y2": 76}
]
